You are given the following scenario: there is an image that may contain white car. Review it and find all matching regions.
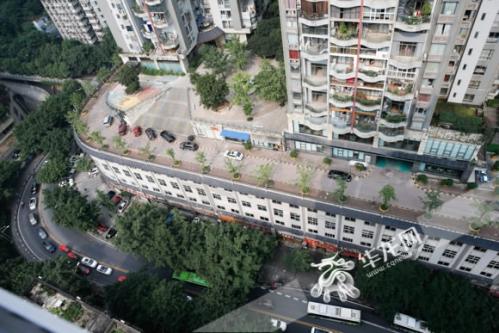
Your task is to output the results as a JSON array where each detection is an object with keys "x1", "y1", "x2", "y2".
[
  {"x1": 28, "y1": 213, "x2": 38, "y2": 226},
  {"x1": 80, "y1": 257, "x2": 98, "y2": 268},
  {"x1": 117, "y1": 199, "x2": 129, "y2": 214},
  {"x1": 224, "y1": 150, "x2": 244, "y2": 161},
  {"x1": 29, "y1": 197, "x2": 37, "y2": 210},
  {"x1": 96, "y1": 264, "x2": 113, "y2": 275},
  {"x1": 271, "y1": 318, "x2": 287, "y2": 332},
  {"x1": 58, "y1": 180, "x2": 68, "y2": 187}
]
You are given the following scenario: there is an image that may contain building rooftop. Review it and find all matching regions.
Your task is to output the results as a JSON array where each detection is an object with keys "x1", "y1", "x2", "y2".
[{"x1": 80, "y1": 76, "x2": 499, "y2": 242}]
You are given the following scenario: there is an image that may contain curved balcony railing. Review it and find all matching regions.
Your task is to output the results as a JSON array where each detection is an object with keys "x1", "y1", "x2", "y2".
[
  {"x1": 331, "y1": 0, "x2": 398, "y2": 9},
  {"x1": 395, "y1": 15, "x2": 430, "y2": 32},
  {"x1": 378, "y1": 127, "x2": 405, "y2": 142},
  {"x1": 304, "y1": 76, "x2": 328, "y2": 89},
  {"x1": 330, "y1": 94, "x2": 353, "y2": 108},
  {"x1": 353, "y1": 123, "x2": 377, "y2": 138},
  {"x1": 358, "y1": 69, "x2": 385, "y2": 82},
  {"x1": 145, "y1": 0, "x2": 163, "y2": 5},
  {"x1": 305, "y1": 103, "x2": 328, "y2": 114},
  {"x1": 379, "y1": 115, "x2": 407, "y2": 128},
  {"x1": 331, "y1": 119, "x2": 352, "y2": 135}
]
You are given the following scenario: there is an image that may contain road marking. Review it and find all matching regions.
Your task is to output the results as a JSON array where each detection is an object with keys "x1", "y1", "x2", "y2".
[
  {"x1": 276, "y1": 291, "x2": 283, "y2": 295},
  {"x1": 293, "y1": 297, "x2": 299, "y2": 301},
  {"x1": 302, "y1": 300, "x2": 308, "y2": 304},
  {"x1": 363, "y1": 320, "x2": 400, "y2": 333},
  {"x1": 269, "y1": 290, "x2": 274, "y2": 293},
  {"x1": 285, "y1": 294, "x2": 291, "y2": 298}
]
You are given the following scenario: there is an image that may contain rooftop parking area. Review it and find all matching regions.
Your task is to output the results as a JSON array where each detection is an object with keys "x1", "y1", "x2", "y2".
[{"x1": 80, "y1": 76, "x2": 499, "y2": 241}]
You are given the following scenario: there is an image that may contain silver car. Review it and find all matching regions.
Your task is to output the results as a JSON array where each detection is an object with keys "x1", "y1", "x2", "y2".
[
  {"x1": 37, "y1": 228, "x2": 48, "y2": 240},
  {"x1": 96, "y1": 264, "x2": 113, "y2": 275}
]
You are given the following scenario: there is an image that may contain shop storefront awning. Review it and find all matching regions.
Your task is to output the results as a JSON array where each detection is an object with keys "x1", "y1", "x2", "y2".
[{"x1": 220, "y1": 129, "x2": 250, "y2": 141}]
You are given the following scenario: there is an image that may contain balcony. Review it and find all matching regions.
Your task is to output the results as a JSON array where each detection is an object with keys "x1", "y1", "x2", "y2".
[
  {"x1": 160, "y1": 33, "x2": 179, "y2": 49},
  {"x1": 153, "y1": 17, "x2": 168, "y2": 29},
  {"x1": 304, "y1": 75, "x2": 328, "y2": 89},
  {"x1": 379, "y1": 114, "x2": 407, "y2": 128},
  {"x1": 304, "y1": 116, "x2": 329, "y2": 130},
  {"x1": 300, "y1": 1, "x2": 328, "y2": 21},
  {"x1": 330, "y1": 64, "x2": 355, "y2": 80},
  {"x1": 132, "y1": 4, "x2": 148, "y2": 20},
  {"x1": 378, "y1": 127, "x2": 405, "y2": 142},
  {"x1": 331, "y1": 118, "x2": 352, "y2": 135},
  {"x1": 331, "y1": 0, "x2": 398, "y2": 8},
  {"x1": 361, "y1": 30, "x2": 391, "y2": 48},
  {"x1": 330, "y1": 93, "x2": 353, "y2": 108},
  {"x1": 305, "y1": 102, "x2": 328, "y2": 115},
  {"x1": 330, "y1": 23, "x2": 358, "y2": 46},
  {"x1": 355, "y1": 93, "x2": 382, "y2": 109},
  {"x1": 145, "y1": 0, "x2": 163, "y2": 5},
  {"x1": 395, "y1": 15, "x2": 431, "y2": 32},
  {"x1": 389, "y1": 56, "x2": 422, "y2": 68},
  {"x1": 142, "y1": 29, "x2": 154, "y2": 40},
  {"x1": 358, "y1": 68, "x2": 385, "y2": 82},
  {"x1": 385, "y1": 82, "x2": 414, "y2": 101},
  {"x1": 302, "y1": 43, "x2": 328, "y2": 61},
  {"x1": 353, "y1": 122, "x2": 377, "y2": 138}
]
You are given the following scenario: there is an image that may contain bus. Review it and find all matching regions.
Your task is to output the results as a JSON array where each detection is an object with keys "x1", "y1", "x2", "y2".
[
  {"x1": 393, "y1": 313, "x2": 432, "y2": 333},
  {"x1": 307, "y1": 302, "x2": 361, "y2": 324},
  {"x1": 172, "y1": 271, "x2": 210, "y2": 288}
]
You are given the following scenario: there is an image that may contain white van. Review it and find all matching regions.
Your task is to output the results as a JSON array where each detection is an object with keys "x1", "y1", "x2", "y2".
[
  {"x1": 103, "y1": 115, "x2": 114, "y2": 127},
  {"x1": 28, "y1": 213, "x2": 38, "y2": 226}
]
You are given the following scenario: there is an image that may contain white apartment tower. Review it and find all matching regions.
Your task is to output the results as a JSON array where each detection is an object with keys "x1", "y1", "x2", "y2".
[
  {"x1": 41, "y1": 0, "x2": 107, "y2": 44},
  {"x1": 279, "y1": 0, "x2": 499, "y2": 180}
]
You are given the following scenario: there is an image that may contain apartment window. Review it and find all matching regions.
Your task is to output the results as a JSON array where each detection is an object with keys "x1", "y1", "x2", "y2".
[
  {"x1": 457, "y1": 79, "x2": 461, "y2": 86},
  {"x1": 463, "y1": 94, "x2": 475, "y2": 102},
  {"x1": 480, "y1": 272, "x2": 492, "y2": 278},
  {"x1": 467, "y1": 48, "x2": 473, "y2": 55},
  {"x1": 308, "y1": 229, "x2": 318, "y2": 234},
  {"x1": 418, "y1": 256, "x2": 429, "y2": 262},
  {"x1": 227, "y1": 197, "x2": 236, "y2": 203},
  {"x1": 308, "y1": 217, "x2": 318, "y2": 225},
  {"x1": 170, "y1": 182, "x2": 179, "y2": 189},
  {"x1": 465, "y1": 255, "x2": 481, "y2": 264},
  {"x1": 257, "y1": 204, "x2": 267, "y2": 211},
  {"x1": 291, "y1": 224, "x2": 301, "y2": 230},
  {"x1": 307, "y1": 208, "x2": 317, "y2": 213},
  {"x1": 462, "y1": 64, "x2": 467, "y2": 70},
  {"x1": 435, "y1": 24, "x2": 451, "y2": 36},
  {"x1": 202, "y1": 200, "x2": 211, "y2": 205},
  {"x1": 217, "y1": 205, "x2": 226, "y2": 210},
  {"x1": 361, "y1": 230, "x2": 374, "y2": 239},
  {"x1": 213, "y1": 194, "x2": 222, "y2": 200},
  {"x1": 189, "y1": 197, "x2": 197, "y2": 202},
  {"x1": 242, "y1": 201, "x2": 251, "y2": 207},
  {"x1": 468, "y1": 80, "x2": 480, "y2": 89},
  {"x1": 290, "y1": 204, "x2": 299, "y2": 208},
  {"x1": 245, "y1": 213, "x2": 255, "y2": 218},
  {"x1": 177, "y1": 194, "x2": 184, "y2": 199},
  {"x1": 429, "y1": 44, "x2": 445, "y2": 56},
  {"x1": 473, "y1": 246, "x2": 486, "y2": 252},
  {"x1": 385, "y1": 226, "x2": 396, "y2": 232},
  {"x1": 487, "y1": 261, "x2": 499, "y2": 269},
  {"x1": 344, "y1": 216, "x2": 356, "y2": 222},
  {"x1": 480, "y1": 49, "x2": 494, "y2": 60},
  {"x1": 272, "y1": 199, "x2": 281, "y2": 204},
  {"x1": 197, "y1": 189, "x2": 206, "y2": 196},
  {"x1": 157, "y1": 179, "x2": 166, "y2": 186},
  {"x1": 144, "y1": 175, "x2": 153, "y2": 183},
  {"x1": 165, "y1": 191, "x2": 172, "y2": 196},
  {"x1": 275, "y1": 220, "x2": 285, "y2": 225},
  {"x1": 342, "y1": 237, "x2": 353, "y2": 243},
  {"x1": 326, "y1": 212, "x2": 336, "y2": 217},
  {"x1": 325, "y1": 221, "x2": 335, "y2": 229},
  {"x1": 381, "y1": 235, "x2": 392, "y2": 242},
  {"x1": 260, "y1": 216, "x2": 269, "y2": 222},
  {"x1": 441, "y1": 2, "x2": 457, "y2": 15},
  {"x1": 343, "y1": 226, "x2": 354, "y2": 234},
  {"x1": 290, "y1": 213, "x2": 301, "y2": 221},
  {"x1": 399, "y1": 42, "x2": 417, "y2": 57},
  {"x1": 422, "y1": 245, "x2": 435, "y2": 253},
  {"x1": 444, "y1": 74, "x2": 451, "y2": 82},
  {"x1": 360, "y1": 241, "x2": 371, "y2": 247},
  {"x1": 442, "y1": 250, "x2": 457, "y2": 259},
  {"x1": 459, "y1": 266, "x2": 472, "y2": 272},
  {"x1": 183, "y1": 185, "x2": 192, "y2": 193},
  {"x1": 474, "y1": 66, "x2": 486, "y2": 75},
  {"x1": 364, "y1": 221, "x2": 373, "y2": 226},
  {"x1": 437, "y1": 261, "x2": 450, "y2": 266},
  {"x1": 440, "y1": 88, "x2": 448, "y2": 95},
  {"x1": 230, "y1": 209, "x2": 239, "y2": 213},
  {"x1": 474, "y1": 31, "x2": 479, "y2": 39},
  {"x1": 325, "y1": 233, "x2": 335, "y2": 238},
  {"x1": 274, "y1": 209, "x2": 284, "y2": 217},
  {"x1": 141, "y1": 184, "x2": 148, "y2": 189},
  {"x1": 449, "y1": 241, "x2": 463, "y2": 247},
  {"x1": 481, "y1": 13, "x2": 486, "y2": 21}
]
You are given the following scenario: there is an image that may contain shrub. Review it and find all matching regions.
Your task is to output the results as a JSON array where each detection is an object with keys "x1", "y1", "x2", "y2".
[
  {"x1": 416, "y1": 174, "x2": 428, "y2": 185},
  {"x1": 487, "y1": 144, "x2": 499, "y2": 155},
  {"x1": 323, "y1": 157, "x2": 332, "y2": 165},
  {"x1": 355, "y1": 163, "x2": 366, "y2": 171},
  {"x1": 493, "y1": 161, "x2": 499, "y2": 171},
  {"x1": 290, "y1": 149, "x2": 298, "y2": 158},
  {"x1": 466, "y1": 183, "x2": 478, "y2": 190},
  {"x1": 243, "y1": 140, "x2": 252, "y2": 150},
  {"x1": 440, "y1": 178, "x2": 454, "y2": 187}
]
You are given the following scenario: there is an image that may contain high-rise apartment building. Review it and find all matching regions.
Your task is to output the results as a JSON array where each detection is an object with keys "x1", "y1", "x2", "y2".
[
  {"x1": 95, "y1": 0, "x2": 258, "y2": 72},
  {"x1": 279, "y1": 0, "x2": 499, "y2": 181},
  {"x1": 41, "y1": 0, "x2": 107, "y2": 44}
]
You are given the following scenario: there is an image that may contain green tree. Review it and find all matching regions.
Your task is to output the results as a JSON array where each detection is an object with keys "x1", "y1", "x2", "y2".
[
  {"x1": 225, "y1": 159, "x2": 241, "y2": 180},
  {"x1": 284, "y1": 248, "x2": 312, "y2": 273},
  {"x1": 225, "y1": 39, "x2": 248, "y2": 70},
  {"x1": 198, "y1": 45, "x2": 228, "y2": 75},
  {"x1": 420, "y1": 191, "x2": 443, "y2": 218},
  {"x1": 0, "y1": 160, "x2": 20, "y2": 202},
  {"x1": 332, "y1": 178, "x2": 347, "y2": 203},
  {"x1": 230, "y1": 71, "x2": 252, "y2": 107},
  {"x1": 254, "y1": 60, "x2": 286, "y2": 105},
  {"x1": 166, "y1": 148, "x2": 181, "y2": 166},
  {"x1": 118, "y1": 64, "x2": 140, "y2": 94},
  {"x1": 88, "y1": 131, "x2": 105, "y2": 147},
  {"x1": 469, "y1": 201, "x2": 496, "y2": 231},
  {"x1": 139, "y1": 142, "x2": 155, "y2": 160},
  {"x1": 66, "y1": 110, "x2": 88, "y2": 134},
  {"x1": 379, "y1": 184, "x2": 396, "y2": 210},
  {"x1": 44, "y1": 186, "x2": 98, "y2": 231},
  {"x1": 74, "y1": 156, "x2": 93, "y2": 172},
  {"x1": 112, "y1": 135, "x2": 127, "y2": 154},
  {"x1": 142, "y1": 40, "x2": 154, "y2": 54},
  {"x1": 195, "y1": 151, "x2": 210, "y2": 174},
  {"x1": 95, "y1": 189, "x2": 115, "y2": 212},
  {"x1": 255, "y1": 163, "x2": 273, "y2": 188},
  {"x1": 191, "y1": 73, "x2": 228, "y2": 109},
  {"x1": 36, "y1": 156, "x2": 68, "y2": 183},
  {"x1": 247, "y1": 17, "x2": 282, "y2": 60},
  {"x1": 296, "y1": 166, "x2": 313, "y2": 195}
]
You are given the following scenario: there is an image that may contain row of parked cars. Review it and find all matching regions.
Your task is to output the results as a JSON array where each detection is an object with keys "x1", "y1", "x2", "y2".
[{"x1": 77, "y1": 257, "x2": 113, "y2": 276}]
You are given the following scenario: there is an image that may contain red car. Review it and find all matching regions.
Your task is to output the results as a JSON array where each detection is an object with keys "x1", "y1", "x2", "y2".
[
  {"x1": 67, "y1": 251, "x2": 78, "y2": 260},
  {"x1": 111, "y1": 195, "x2": 122, "y2": 205},
  {"x1": 132, "y1": 126, "x2": 142, "y2": 137},
  {"x1": 59, "y1": 244, "x2": 70, "y2": 253},
  {"x1": 97, "y1": 224, "x2": 109, "y2": 234},
  {"x1": 117, "y1": 275, "x2": 128, "y2": 282},
  {"x1": 76, "y1": 263, "x2": 91, "y2": 276},
  {"x1": 118, "y1": 121, "x2": 127, "y2": 136}
]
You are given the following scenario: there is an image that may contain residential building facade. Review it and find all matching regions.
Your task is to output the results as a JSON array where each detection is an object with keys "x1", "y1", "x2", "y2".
[
  {"x1": 41, "y1": 0, "x2": 107, "y2": 44},
  {"x1": 279, "y1": 0, "x2": 499, "y2": 180}
]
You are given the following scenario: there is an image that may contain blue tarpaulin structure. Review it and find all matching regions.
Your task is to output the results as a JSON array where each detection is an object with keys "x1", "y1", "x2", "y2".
[{"x1": 220, "y1": 129, "x2": 250, "y2": 142}]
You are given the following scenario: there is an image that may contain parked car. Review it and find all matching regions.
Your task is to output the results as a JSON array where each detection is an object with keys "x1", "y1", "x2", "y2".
[
  {"x1": 106, "y1": 191, "x2": 116, "y2": 199},
  {"x1": 76, "y1": 262, "x2": 91, "y2": 276},
  {"x1": 96, "y1": 264, "x2": 113, "y2": 275},
  {"x1": 96, "y1": 224, "x2": 109, "y2": 234},
  {"x1": 327, "y1": 170, "x2": 352, "y2": 182},
  {"x1": 31, "y1": 182, "x2": 38, "y2": 195},
  {"x1": 180, "y1": 141, "x2": 199, "y2": 151},
  {"x1": 270, "y1": 318, "x2": 287, "y2": 331},
  {"x1": 118, "y1": 121, "x2": 128, "y2": 136},
  {"x1": 117, "y1": 199, "x2": 129, "y2": 213},
  {"x1": 160, "y1": 130, "x2": 176, "y2": 143},
  {"x1": 37, "y1": 228, "x2": 48, "y2": 240},
  {"x1": 28, "y1": 213, "x2": 38, "y2": 226},
  {"x1": 42, "y1": 241, "x2": 56, "y2": 253},
  {"x1": 29, "y1": 197, "x2": 37, "y2": 210},
  {"x1": 132, "y1": 126, "x2": 142, "y2": 137},
  {"x1": 145, "y1": 128, "x2": 157, "y2": 140},
  {"x1": 89, "y1": 167, "x2": 99, "y2": 177},
  {"x1": 106, "y1": 228, "x2": 117, "y2": 239},
  {"x1": 111, "y1": 195, "x2": 122, "y2": 205},
  {"x1": 11, "y1": 149, "x2": 21, "y2": 160},
  {"x1": 103, "y1": 115, "x2": 114, "y2": 127},
  {"x1": 311, "y1": 327, "x2": 332, "y2": 333},
  {"x1": 187, "y1": 134, "x2": 196, "y2": 142},
  {"x1": 476, "y1": 170, "x2": 489, "y2": 183},
  {"x1": 224, "y1": 150, "x2": 244, "y2": 161},
  {"x1": 117, "y1": 275, "x2": 128, "y2": 282},
  {"x1": 80, "y1": 257, "x2": 98, "y2": 268}
]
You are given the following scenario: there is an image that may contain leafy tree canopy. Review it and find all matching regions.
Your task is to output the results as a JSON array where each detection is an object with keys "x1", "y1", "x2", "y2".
[
  {"x1": 247, "y1": 17, "x2": 283, "y2": 60},
  {"x1": 254, "y1": 60, "x2": 287, "y2": 105},
  {"x1": 191, "y1": 73, "x2": 228, "y2": 109}
]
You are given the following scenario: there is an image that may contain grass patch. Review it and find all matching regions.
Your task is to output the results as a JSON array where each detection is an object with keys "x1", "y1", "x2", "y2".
[
  {"x1": 433, "y1": 101, "x2": 483, "y2": 133},
  {"x1": 50, "y1": 302, "x2": 83, "y2": 322},
  {"x1": 140, "y1": 67, "x2": 185, "y2": 76}
]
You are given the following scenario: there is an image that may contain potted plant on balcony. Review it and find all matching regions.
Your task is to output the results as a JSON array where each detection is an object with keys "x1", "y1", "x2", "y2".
[
  {"x1": 421, "y1": 1, "x2": 432, "y2": 17},
  {"x1": 379, "y1": 184, "x2": 396, "y2": 212}
]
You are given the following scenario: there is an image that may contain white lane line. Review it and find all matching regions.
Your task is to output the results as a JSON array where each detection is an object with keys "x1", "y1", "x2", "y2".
[
  {"x1": 276, "y1": 291, "x2": 283, "y2": 296},
  {"x1": 302, "y1": 300, "x2": 308, "y2": 304},
  {"x1": 293, "y1": 297, "x2": 299, "y2": 301},
  {"x1": 285, "y1": 294, "x2": 291, "y2": 298}
]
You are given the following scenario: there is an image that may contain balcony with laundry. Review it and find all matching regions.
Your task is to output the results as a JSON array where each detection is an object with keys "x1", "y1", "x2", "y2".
[{"x1": 395, "y1": 0, "x2": 432, "y2": 32}]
